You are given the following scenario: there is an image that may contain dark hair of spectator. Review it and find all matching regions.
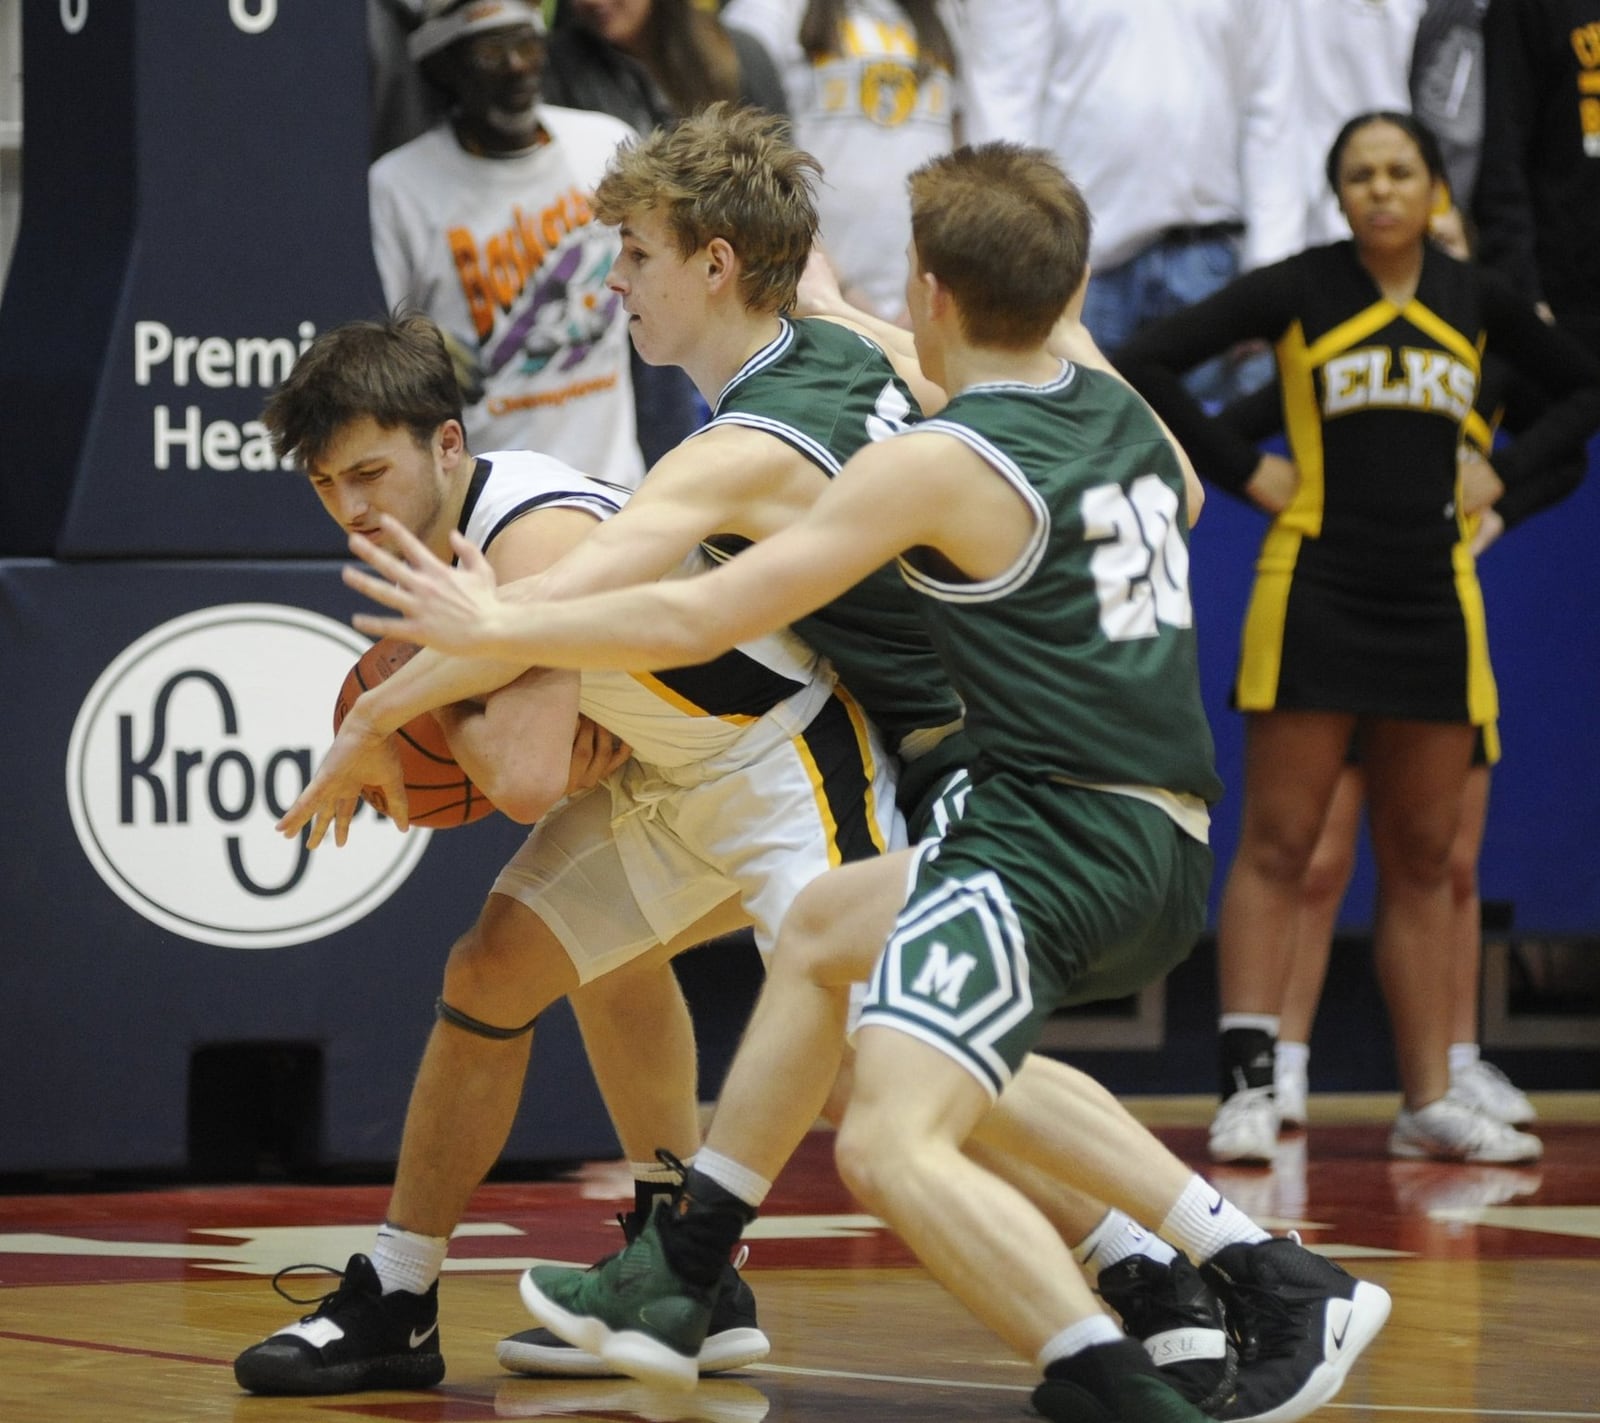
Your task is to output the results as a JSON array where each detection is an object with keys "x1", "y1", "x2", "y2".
[{"x1": 1325, "y1": 111, "x2": 1447, "y2": 194}]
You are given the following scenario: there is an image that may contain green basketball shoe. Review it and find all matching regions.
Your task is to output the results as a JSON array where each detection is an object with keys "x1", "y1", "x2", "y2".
[{"x1": 519, "y1": 1202, "x2": 717, "y2": 1391}]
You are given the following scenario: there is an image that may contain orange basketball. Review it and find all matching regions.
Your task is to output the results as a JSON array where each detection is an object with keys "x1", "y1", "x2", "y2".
[{"x1": 332, "y1": 637, "x2": 496, "y2": 828}]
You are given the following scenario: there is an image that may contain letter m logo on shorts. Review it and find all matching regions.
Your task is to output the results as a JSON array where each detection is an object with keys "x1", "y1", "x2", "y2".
[
  {"x1": 911, "y1": 941, "x2": 980, "y2": 1007},
  {"x1": 865, "y1": 867, "x2": 1034, "y2": 1076}
]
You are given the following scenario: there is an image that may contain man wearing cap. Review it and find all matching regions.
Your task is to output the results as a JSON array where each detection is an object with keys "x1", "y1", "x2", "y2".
[{"x1": 370, "y1": 0, "x2": 647, "y2": 487}]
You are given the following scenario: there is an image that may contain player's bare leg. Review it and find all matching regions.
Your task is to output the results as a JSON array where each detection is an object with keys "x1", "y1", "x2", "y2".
[
  {"x1": 388, "y1": 893, "x2": 580, "y2": 1236},
  {"x1": 567, "y1": 898, "x2": 749, "y2": 1168}
]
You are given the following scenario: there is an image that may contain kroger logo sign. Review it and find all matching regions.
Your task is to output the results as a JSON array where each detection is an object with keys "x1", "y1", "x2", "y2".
[{"x1": 66, "y1": 603, "x2": 429, "y2": 948}]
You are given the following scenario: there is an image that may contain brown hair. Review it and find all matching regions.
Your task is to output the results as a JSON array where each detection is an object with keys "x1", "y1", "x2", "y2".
[
  {"x1": 631, "y1": 0, "x2": 743, "y2": 116},
  {"x1": 262, "y1": 313, "x2": 464, "y2": 467},
  {"x1": 593, "y1": 103, "x2": 820, "y2": 314},
  {"x1": 908, "y1": 143, "x2": 1091, "y2": 347},
  {"x1": 799, "y1": 0, "x2": 955, "y2": 77}
]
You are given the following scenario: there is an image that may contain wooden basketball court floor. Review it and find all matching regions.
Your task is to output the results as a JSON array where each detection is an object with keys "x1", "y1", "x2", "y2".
[{"x1": 4, "y1": 1095, "x2": 1599, "y2": 1423}]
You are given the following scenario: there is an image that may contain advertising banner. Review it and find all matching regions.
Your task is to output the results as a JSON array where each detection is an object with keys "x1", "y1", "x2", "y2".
[
  {"x1": 0, "y1": 560, "x2": 618, "y2": 1173},
  {"x1": 0, "y1": 1, "x2": 387, "y2": 557}
]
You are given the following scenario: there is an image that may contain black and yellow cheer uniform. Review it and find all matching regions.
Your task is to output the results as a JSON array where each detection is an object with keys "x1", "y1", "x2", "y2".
[{"x1": 1117, "y1": 240, "x2": 1600, "y2": 725}]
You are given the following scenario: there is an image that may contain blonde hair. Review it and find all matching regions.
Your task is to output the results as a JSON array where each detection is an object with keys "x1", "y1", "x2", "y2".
[
  {"x1": 909, "y1": 144, "x2": 1091, "y2": 348},
  {"x1": 594, "y1": 104, "x2": 819, "y2": 314}
]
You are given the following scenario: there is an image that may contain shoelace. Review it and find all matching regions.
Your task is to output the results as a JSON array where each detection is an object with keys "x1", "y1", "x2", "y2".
[
  {"x1": 1209, "y1": 1235, "x2": 1305, "y2": 1364},
  {"x1": 269, "y1": 1261, "x2": 356, "y2": 1318},
  {"x1": 1217, "y1": 1273, "x2": 1300, "y2": 1363}
]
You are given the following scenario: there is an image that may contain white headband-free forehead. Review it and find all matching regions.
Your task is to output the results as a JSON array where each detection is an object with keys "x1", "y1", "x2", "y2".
[{"x1": 408, "y1": 0, "x2": 547, "y2": 62}]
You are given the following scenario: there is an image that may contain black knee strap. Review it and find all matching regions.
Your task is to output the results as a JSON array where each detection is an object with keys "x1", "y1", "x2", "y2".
[{"x1": 435, "y1": 996, "x2": 539, "y2": 1040}]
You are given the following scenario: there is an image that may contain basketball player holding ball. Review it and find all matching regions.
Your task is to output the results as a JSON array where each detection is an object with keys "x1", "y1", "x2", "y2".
[{"x1": 235, "y1": 310, "x2": 899, "y2": 1395}]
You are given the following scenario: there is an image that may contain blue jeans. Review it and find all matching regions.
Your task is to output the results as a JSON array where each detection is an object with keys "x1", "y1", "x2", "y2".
[{"x1": 1084, "y1": 231, "x2": 1271, "y2": 407}]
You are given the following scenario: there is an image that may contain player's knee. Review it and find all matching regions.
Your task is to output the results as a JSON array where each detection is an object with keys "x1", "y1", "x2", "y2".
[
  {"x1": 440, "y1": 910, "x2": 571, "y2": 1025},
  {"x1": 771, "y1": 882, "x2": 875, "y2": 988},
  {"x1": 832, "y1": 1108, "x2": 893, "y2": 1213},
  {"x1": 834, "y1": 1082, "x2": 917, "y2": 1209},
  {"x1": 818, "y1": 1056, "x2": 855, "y2": 1129}
]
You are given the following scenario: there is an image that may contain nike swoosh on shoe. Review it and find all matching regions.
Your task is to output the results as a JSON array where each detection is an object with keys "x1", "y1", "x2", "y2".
[
  {"x1": 1324, "y1": 1297, "x2": 1355, "y2": 1354},
  {"x1": 410, "y1": 1322, "x2": 439, "y2": 1349}
]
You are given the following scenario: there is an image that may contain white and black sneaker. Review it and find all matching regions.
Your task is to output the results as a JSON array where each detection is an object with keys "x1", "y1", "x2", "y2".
[
  {"x1": 233, "y1": 1253, "x2": 443, "y2": 1395},
  {"x1": 1203, "y1": 1235, "x2": 1390, "y2": 1423},
  {"x1": 498, "y1": 1215, "x2": 769, "y2": 1379}
]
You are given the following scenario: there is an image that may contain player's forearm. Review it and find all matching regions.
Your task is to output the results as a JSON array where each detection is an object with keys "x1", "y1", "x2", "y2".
[
  {"x1": 356, "y1": 646, "x2": 529, "y2": 734},
  {"x1": 479, "y1": 581, "x2": 736, "y2": 671}
]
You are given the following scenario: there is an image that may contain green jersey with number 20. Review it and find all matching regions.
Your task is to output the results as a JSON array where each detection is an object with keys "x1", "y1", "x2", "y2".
[{"x1": 902, "y1": 361, "x2": 1223, "y2": 813}]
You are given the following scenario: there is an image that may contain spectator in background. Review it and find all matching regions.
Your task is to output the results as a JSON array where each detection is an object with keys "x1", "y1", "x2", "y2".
[
  {"x1": 370, "y1": 0, "x2": 443, "y2": 158},
  {"x1": 1115, "y1": 111, "x2": 1600, "y2": 1167},
  {"x1": 962, "y1": 0, "x2": 1304, "y2": 403},
  {"x1": 1411, "y1": 0, "x2": 1490, "y2": 212},
  {"x1": 1474, "y1": 0, "x2": 1600, "y2": 356},
  {"x1": 551, "y1": 0, "x2": 789, "y2": 121},
  {"x1": 369, "y1": 0, "x2": 647, "y2": 487},
  {"x1": 722, "y1": 0, "x2": 961, "y2": 323},
  {"x1": 1268, "y1": 4, "x2": 1556, "y2": 1139},
  {"x1": 1220, "y1": 340, "x2": 1585, "y2": 1143}
]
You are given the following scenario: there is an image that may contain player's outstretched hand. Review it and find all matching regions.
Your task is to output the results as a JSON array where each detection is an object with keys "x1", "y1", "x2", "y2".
[
  {"x1": 344, "y1": 515, "x2": 512, "y2": 658},
  {"x1": 278, "y1": 713, "x2": 410, "y2": 847}
]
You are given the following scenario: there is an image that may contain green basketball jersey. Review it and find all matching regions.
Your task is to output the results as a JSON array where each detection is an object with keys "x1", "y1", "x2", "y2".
[
  {"x1": 908, "y1": 362, "x2": 1223, "y2": 810},
  {"x1": 698, "y1": 318, "x2": 964, "y2": 752}
]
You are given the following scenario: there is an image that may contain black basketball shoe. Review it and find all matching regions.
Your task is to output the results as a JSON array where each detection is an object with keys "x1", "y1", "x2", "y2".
[
  {"x1": 1098, "y1": 1252, "x2": 1239, "y2": 1414},
  {"x1": 1201, "y1": 1235, "x2": 1391, "y2": 1422},
  {"x1": 233, "y1": 1253, "x2": 443, "y2": 1395}
]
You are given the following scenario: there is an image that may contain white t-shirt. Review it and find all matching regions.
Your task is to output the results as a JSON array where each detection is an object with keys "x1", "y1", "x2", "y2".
[
  {"x1": 724, "y1": 0, "x2": 958, "y2": 320},
  {"x1": 961, "y1": 0, "x2": 1306, "y2": 272},
  {"x1": 370, "y1": 106, "x2": 645, "y2": 487},
  {"x1": 1288, "y1": 0, "x2": 1424, "y2": 245}
]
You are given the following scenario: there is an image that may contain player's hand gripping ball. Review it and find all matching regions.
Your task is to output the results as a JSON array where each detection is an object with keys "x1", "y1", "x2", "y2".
[{"x1": 332, "y1": 637, "x2": 496, "y2": 828}]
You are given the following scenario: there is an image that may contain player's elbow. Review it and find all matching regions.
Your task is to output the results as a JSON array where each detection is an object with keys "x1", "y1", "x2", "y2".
[{"x1": 474, "y1": 758, "x2": 569, "y2": 824}]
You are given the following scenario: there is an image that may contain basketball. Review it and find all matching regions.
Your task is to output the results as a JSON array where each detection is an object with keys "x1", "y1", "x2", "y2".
[{"x1": 332, "y1": 637, "x2": 496, "y2": 828}]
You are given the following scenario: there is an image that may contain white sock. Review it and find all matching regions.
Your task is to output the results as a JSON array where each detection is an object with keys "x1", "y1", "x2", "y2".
[
  {"x1": 1037, "y1": 1312, "x2": 1126, "y2": 1370},
  {"x1": 1448, "y1": 1042, "x2": 1480, "y2": 1077},
  {"x1": 1158, "y1": 1176, "x2": 1269, "y2": 1265},
  {"x1": 1276, "y1": 1040, "x2": 1310, "y2": 1077},
  {"x1": 693, "y1": 1147, "x2": 771, "y2": 1211},
  {"x1": 1220, "y1": 1012, "x2": 1281, "y2": 1037},
  {"x1": 372, "y1": 1223, "x2": 448, "y2": 1296},
  {"x1": 1073, "y1": 1208, "x2": 1178, "y2": 1283}
]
